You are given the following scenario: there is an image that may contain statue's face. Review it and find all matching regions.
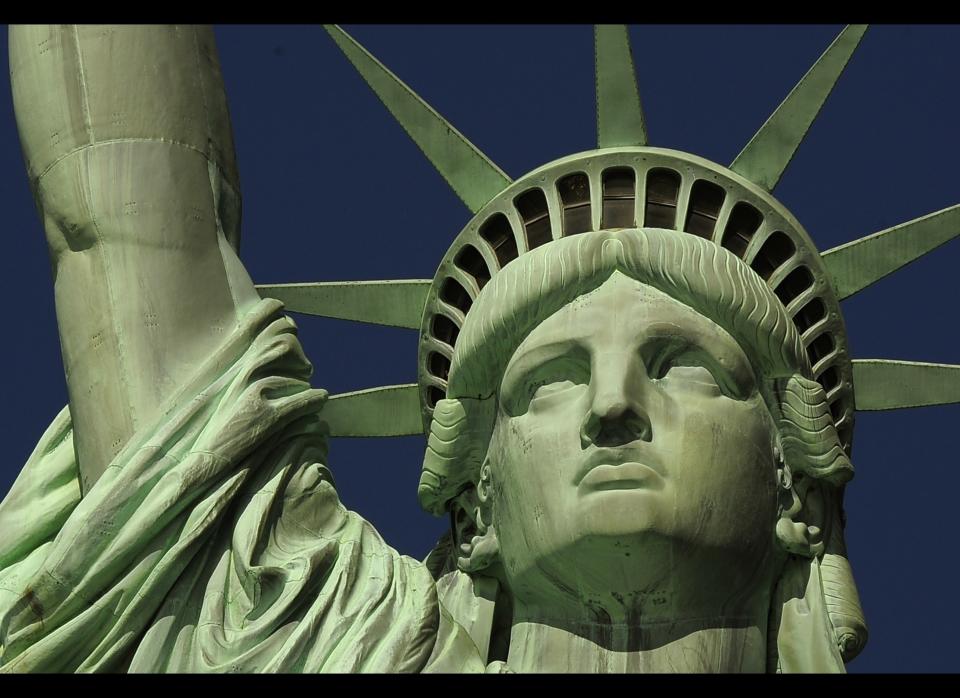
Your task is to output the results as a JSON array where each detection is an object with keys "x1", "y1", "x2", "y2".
[{"x1": 488, "y1": 272, "x2": 781, "y2": 618}]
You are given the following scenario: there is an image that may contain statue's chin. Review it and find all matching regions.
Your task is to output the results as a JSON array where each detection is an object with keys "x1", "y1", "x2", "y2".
[{"x1": 498, "y1": 512, "x2": 780, "y2": 626}]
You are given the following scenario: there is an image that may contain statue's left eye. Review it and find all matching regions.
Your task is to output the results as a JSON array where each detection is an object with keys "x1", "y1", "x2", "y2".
[
  {"x1": 645, "y1": 338, "x2": 754, "y2": 400},
  {"x1": 649, "y1": 342, "x2": 725, "y2": 393},
  {"x1": 658, "y1": 363, "x2": 721, "y2": 391}
]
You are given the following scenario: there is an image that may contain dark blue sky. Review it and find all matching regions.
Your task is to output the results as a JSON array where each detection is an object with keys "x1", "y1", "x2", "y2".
[{"x1": 1, "y1": 25, "x2": 958, "y2": 673}]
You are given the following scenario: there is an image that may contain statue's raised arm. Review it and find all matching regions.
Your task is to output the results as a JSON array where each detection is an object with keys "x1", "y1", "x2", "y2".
[
  {"x1": 8, "y1": 25, "x2": 259, "y2": 493},
  {"x1": 0, "y1": 25, "x2": 461, "y2": 673}
]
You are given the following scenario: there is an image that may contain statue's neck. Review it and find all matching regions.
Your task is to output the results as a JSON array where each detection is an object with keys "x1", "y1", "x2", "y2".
[{"x1": 505, "y1": 611, "x2": 769, "y2": 673}]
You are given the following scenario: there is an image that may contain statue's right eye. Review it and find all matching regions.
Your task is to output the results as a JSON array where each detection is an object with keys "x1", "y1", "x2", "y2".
[
  {"x1": 528, "y1": 378, "x2": 581, "y2": 402},
  {"x1": 503, "y1": 356, "x2": 590, "y2": 416}
]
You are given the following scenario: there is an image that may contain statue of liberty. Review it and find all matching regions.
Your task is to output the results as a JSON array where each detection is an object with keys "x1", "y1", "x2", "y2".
[{"x1": 1, "y1": 24, "x2": 958, "y2": 672}]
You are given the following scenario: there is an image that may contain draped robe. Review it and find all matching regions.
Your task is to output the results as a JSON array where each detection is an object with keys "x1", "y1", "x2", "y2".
[{"x1": 0, "y1": 299, "x2": 486, "y2": 673}]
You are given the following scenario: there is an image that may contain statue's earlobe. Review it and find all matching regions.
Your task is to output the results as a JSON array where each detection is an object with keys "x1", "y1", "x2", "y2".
[
  {"x1": 455, "y1": 463, "x2": 501, "y2": 575},
  {"x1": 774, "y1": 448, "x2": 825, "y2": 558}
]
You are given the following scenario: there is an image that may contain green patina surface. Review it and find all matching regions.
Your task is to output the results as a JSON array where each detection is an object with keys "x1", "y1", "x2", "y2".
[{"x1": 1, "y1": 23, "x2": 957, "y2": 673}]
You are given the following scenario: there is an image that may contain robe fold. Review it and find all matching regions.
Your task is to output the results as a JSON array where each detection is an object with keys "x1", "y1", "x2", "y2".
[{"x1": 0, "y1": 299, "x2": 484, "y2": 673}]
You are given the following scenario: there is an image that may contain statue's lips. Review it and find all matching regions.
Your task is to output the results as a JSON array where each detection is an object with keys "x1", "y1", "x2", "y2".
[{"x1": 578, "y1": 462, "x2": 665, "y2": 493}]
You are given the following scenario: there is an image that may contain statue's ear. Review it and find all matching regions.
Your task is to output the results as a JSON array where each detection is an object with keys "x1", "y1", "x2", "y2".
[
  {"x1": 774, "y1": 450, "x2": 825, "y2": 558},
  {"x1": 451, "y1": 488, "x2": 481, "y2": 549},
  {"x1": 772, "y1": 467, "x2": 869, "y2": 665},
  {"x1": 452, "y1": 464, "x2": 500, "y2": 575}
]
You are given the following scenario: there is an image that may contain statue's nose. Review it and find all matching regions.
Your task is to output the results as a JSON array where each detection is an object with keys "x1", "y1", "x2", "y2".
[{"x1": 580, "y1": 353, "x2": 652, "y2": 448}]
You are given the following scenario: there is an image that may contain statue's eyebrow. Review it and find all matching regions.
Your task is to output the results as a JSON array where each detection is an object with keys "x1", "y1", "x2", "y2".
[{"x1": 503, "y1": 339, "x2": 586, "y2": 386}]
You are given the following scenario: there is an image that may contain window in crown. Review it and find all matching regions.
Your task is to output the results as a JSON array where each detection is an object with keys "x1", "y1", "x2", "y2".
[
  {"x1": 479, "y1": 213, "x2": 519, "y2": 269},
  {"x1": 432, "y1": 313, "x2": 460, "y2": 348},
  {"x1": 807, "y1": 332, "x2": 836, "y2": 367},
  {"x1": 601, "y1": 167, "x2": 636, "y2": 230},
  {"x1": 773, "y1": 265, "x2": 814, "y2": 308},
  {"x1": 829, "y1": 399, "x2": 845, "y2": 424},
  {"x1": 439, "y1": 277, "x2": 472, "y2": 315},
  {"x1": 792, "y1": 297, "x2": 826, "y2": 336},
  {"x1": 684, "y1": 179, "x2": 725, "y2": 240},
  {"x1": 453, "y1": 243, "x2": 491, "y2": 290},
  {"x1": 515, "y1": 188, "x2": 553, "y2": 250},
  {"x1": 429, "y1": 351, "x2": 452, "y2": 382},
  {"x1": 720, "y1": 202, "x2": 763, "y2": 259},
  {"x1": 558, "y1": 172, "x2": 592, "y2": 236},
  {"x1": 818, "y1": 365, "x2": 839, "y2": 393},
  {"x1": 644, "y1": 168, "x2": 681, "y2": 230},
  {"x1": 427, "y1": 386, "x2": 446, "y2": 409},
  {"x1": 751, "y1": 231, "x2": 796, "y2": 281}
]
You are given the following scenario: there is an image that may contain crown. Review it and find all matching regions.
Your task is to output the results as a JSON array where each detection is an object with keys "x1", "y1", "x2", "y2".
[{"x1": 257, "y1": 25, "x2": 960, "y2": 461}]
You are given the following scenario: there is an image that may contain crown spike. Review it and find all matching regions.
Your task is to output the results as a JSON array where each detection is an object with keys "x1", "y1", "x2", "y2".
[
  {"x1": 325, "y1": 25, "x2": 512, "y2": 214},
  {"x1": 853, "y1": 360, "x2": 960, "y2": 411},
  {"x1": 595, "y1": 25, "x2": 648, "y2": 148},
  {"x1": 730, "y1": 25, "x2": 868, "y2": 191},
  {"x1": 823, "y1": 204, "x2": 960, "y2": 300},
  {"x1": 257, "y1": 280, "x2": 431, "y2": 329},
  {"x1": 325, "y1": 384, "x2": 423, "y2": 437}
]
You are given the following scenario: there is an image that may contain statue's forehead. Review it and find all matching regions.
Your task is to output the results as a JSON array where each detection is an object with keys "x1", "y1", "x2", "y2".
[{"x1": 515, "y1": 272, "x2": 732, "y2": 351}]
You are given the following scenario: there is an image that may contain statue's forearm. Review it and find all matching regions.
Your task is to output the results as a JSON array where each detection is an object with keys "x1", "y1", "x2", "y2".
[{"x1": 10, "y1": 25, "x2": 260, "y2": 493}]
